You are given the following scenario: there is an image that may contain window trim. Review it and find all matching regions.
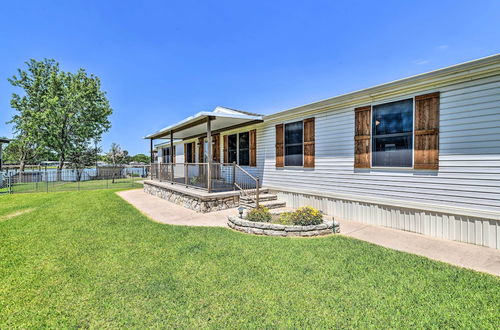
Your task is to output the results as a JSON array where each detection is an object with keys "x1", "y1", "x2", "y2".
[
  {"x1": 283, "y1": 120, "x2": 304, "y2": 168},
  {"x1": 225, "y1": 131, "x2": 251, "y2": 166},
  {"x1": 370, "y1": 97, "x2": 415, "y2": 169}
]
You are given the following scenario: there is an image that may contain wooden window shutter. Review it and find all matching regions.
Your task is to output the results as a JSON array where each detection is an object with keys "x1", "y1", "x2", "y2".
[
  {"x1": 414, "y1": 92, "x2": 440, "y2": 170},
  {"x1": 212, "y1": 134, "x2": 220, "y2": 163},
  {"x1": 275, "y1": 124, "x2": 284, "y2": 168},
  {"x1": 223, "y1": 135, "x2": 228, "y2": 163},
  {"x1": 249, "y1": 129, "x2": 257, "y2": 167},
  {"x1": 354, "y1": 106, "x2": 371, "y2": 168},
  {"x1": 303, "y1": 118, "x2": 315, "y2": 168}
]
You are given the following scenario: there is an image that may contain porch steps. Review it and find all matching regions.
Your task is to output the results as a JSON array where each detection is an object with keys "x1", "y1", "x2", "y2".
[
  {"x1": 251, "y1": 193, "x2": 279, "y2": 202},
  {"x1": 258, "y1": 200, "x2": 287, "y2": 210},
  {"x1": 239, "y1": 192, "x2": 287, "y2": 210}
]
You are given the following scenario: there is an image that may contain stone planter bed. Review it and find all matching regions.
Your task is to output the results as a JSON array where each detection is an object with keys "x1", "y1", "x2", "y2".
[{"x1": 227, "y1": 215, "x2": 338, "y2": 237}]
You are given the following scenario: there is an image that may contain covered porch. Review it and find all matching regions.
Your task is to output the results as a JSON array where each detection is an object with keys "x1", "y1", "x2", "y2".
[{"x1": 143, "y1": 107, "x2": 265, "y2": 211}]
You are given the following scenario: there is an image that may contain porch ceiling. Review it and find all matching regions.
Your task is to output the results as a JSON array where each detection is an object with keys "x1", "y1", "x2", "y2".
[{"x1": 144, "y1": 111, "x2": 263, "y2": 140}]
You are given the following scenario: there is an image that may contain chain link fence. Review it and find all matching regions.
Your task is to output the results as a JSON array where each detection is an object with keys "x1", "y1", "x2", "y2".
[{"x1": 0, "y1": 166, "x2": 150, "y2": 194}]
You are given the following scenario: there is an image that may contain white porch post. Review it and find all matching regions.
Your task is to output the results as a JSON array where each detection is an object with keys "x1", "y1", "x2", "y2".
[{"x1": 207, "y1": 117, "x2": 212, "y2": 192}]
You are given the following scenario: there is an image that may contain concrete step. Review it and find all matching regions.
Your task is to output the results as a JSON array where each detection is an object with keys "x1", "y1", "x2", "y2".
[
  {"x1": 240, "y1": 193, "x2": 277, "y2": 202},
  {"x1": 242, "y1": 188, "x2": 269, "y2": 194},
  {"x1": 258, "y1": 200, "x2": 287, "y2": 210}
]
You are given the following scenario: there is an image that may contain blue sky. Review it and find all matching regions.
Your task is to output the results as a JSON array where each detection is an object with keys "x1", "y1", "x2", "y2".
[{"x1": 1, "y1": 0, "x2": 499, "y2": 155}]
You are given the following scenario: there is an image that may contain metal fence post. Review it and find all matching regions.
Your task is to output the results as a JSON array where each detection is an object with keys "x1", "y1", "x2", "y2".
[{"x1": 46, "y1": 166, "x2": 49, "y2": 193}]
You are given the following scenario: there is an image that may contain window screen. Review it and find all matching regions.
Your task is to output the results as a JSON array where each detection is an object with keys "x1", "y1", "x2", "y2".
[
  {"x1": 372, "y1": 99, "x2": 413, "y2": 167},
  {"x1": 284, "y1": 121, "x2": 303, "y2": 166}
]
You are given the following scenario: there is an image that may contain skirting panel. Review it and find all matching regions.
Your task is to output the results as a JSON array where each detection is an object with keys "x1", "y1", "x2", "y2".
[{"x1": 274, "y1": 190, "x2": 500, "y2": 249}]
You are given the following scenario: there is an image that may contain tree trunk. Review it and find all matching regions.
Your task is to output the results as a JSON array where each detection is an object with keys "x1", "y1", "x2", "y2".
[
  {"x1": 19, "y1": 159, "x2": 26, "y2": 173},
  {"x1": 57, "y1": 155, "x2": 65, "y2": 181}
]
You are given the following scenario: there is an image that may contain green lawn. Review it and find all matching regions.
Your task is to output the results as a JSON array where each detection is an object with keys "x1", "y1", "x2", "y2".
[
  {"x1": 0, "y1": 190, "x2": 498, "y2": 328},
  {"x1": 0, "y1": 177, "x2": 142, "y2": 194}
]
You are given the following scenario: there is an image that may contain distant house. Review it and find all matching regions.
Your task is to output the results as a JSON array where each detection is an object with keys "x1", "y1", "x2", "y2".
[{"x1": 144, "y1": 54, "x2": 500, "y2": 249}]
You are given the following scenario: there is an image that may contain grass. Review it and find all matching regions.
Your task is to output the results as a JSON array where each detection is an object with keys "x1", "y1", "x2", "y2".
[
  {"x1": 0, "y1": 190, "x2": 499, "y2": 328},
  {"x1": 0, "y1": 177, "x2": 142, "y2": 194}
]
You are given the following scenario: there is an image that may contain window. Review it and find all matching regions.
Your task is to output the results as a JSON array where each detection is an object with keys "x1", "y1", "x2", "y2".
[
  {"x1": 372, "y1": 98, "x2": 413, "y2": 167},
  {"x1": 238, "y1": 132, "x2": 250, "y2": 166},
  {"x1": 162, "y1": 147, "x2": 171, "y2": 163},
  {"x1": 284, "y1": 121, "x2": 303, "y2": 166},
  {"x1": 228, "y1": 134, "x2": 237, "y2": 163},
  {"x1": 226, "y1": 132, "x2": 251, "y2": 166},
  {"x1": 185, "y1": 143, "x2": 194, "y2": 163}
]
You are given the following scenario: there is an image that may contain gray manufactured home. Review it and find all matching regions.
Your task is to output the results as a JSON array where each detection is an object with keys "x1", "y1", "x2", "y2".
[{"x1": 145, "y1": 54, "x2": 500, "y2": 249}]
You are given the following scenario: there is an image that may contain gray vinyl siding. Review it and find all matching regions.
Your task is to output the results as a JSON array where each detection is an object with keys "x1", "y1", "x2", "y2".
[{"x1": 256, "y1": 75, "x2": 500, "y2": 214}]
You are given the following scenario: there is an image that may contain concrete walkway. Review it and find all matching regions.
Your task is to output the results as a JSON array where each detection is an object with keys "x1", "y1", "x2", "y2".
[
  {"x1": 117, "y1": 189, "x2": 233, "y2": 227},
  {"x1": 117, "y1": 189, "x2": 500, "y2": 276},
  {"x1": 340, "y1": 219, "x2": 500, "y2": 276}
]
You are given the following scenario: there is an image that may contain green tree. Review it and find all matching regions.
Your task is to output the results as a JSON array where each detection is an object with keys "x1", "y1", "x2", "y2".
[
  {"x1": 131, "y1": 153, "x2": 149, "y2": 164},
  {"x1": 8, "y1": 59, "x2": 112, "y2": 175},
  {"x1": 105, "y1": 143, "x2": 128, "y2": 183},
  {"x1": 7, "y1": 59, "x2": 56, "y2": 171},
  {"x1": 67, "y1": 145, "x2": 101, "y2": 181}
]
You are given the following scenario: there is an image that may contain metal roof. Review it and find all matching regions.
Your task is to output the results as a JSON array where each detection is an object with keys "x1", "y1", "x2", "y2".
[{"x1": 144, "y1": 107, "x2": 263, "y2": 140}]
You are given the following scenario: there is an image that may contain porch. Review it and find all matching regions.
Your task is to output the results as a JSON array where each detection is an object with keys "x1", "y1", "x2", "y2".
[
  {"x1": 144, "y1": 107, "x2": 270, "y2": 211},
  {"x1": 144, "y1": 162, "x2": 288, "y2": 213}
]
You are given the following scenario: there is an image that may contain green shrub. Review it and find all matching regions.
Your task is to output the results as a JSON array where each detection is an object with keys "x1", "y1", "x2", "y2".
[
  {"x1": 246, "y1": 206, "x2": 272, "y2": 222},
  {"x1": 276, "y1": 212, "x2": 294, "y2": 225},
  {"x1": 290, "y1": 206, "x2": 323, "y2": 226}
]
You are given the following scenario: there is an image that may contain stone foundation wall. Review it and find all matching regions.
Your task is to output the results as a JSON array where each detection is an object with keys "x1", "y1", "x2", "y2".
[
  {"x1": 144, "y1": 182, "x2": 239, "y2": 213},
  {"x1": 228, "y1": 216, "x2": 336, "y2": 237}
]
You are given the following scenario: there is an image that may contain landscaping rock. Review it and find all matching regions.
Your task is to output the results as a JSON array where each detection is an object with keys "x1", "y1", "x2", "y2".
[
  {"x1": 227, "y1": 215, "x2": 335, "y2": 238},
  {"x1": 144, "y1": 182, "x2": 240, "y2": 213},
  {"x1": 269, "y1": 224, "x2": 286, "y2": 231}
]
